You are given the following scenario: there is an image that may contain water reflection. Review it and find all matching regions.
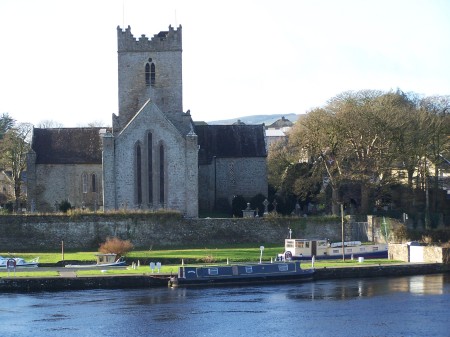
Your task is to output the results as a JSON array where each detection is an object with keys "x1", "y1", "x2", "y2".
[
  {"x1": 285, "y1": 274, "x2": 448, "y2": 301},
  {"x1": 0, "y1": 274, "x2": 449, "y2": 337}
]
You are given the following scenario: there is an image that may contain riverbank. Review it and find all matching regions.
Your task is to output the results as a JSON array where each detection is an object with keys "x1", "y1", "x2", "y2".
[{"x1": 1, "y1": 262, "x2": 449, "y2": 292}]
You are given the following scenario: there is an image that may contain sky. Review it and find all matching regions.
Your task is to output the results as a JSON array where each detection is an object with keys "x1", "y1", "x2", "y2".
[{"x1": 1, "y1": 0, "x2": 450, "y2": 127}]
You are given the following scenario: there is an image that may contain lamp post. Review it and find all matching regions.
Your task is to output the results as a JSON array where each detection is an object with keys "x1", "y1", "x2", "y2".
[
  {"x1": 341, "y1": 203, "x2": 345, "y2": 261},
  {"x1": 61, "y1": 240, "x2": 64, "y2": 262},
  {"x1": 259, "y1": 246, "x2": 264, "y2": 264}
]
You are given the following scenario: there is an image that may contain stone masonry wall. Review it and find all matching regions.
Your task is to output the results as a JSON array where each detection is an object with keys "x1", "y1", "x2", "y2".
[
  {"x1": 0, "y1": 215, "x2": 345, "y2": 251},
  {"x1": 111, "y1": 102, "x2": 197, "y2": 216},
  {"x1": 198, "y1": 157, "x2": 268, "y2": 211},
  {"x1": 117, "y1": 26, "x2": 182, "y2": 129},
  {"x1": 34, "y1": 163, "x2": 103, "y2": 212},
  {"x1": 215, "y1": 157, "x2": 268, "y2": 202}
]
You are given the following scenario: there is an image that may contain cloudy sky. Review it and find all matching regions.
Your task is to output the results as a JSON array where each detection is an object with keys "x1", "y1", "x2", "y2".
[{"x1": 1, "y1": 0, "x2": 449, "y2": 127}]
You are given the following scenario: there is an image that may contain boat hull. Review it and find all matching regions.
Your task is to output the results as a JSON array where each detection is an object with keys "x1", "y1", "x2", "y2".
[
  {"x1": 64, "y1": 261, "x2": 127, "y2": 268},
  {"x1": 0, "y1": 263, "x2": 38, "y2": 268},
  {"x1": 290, "y1": 250, "x2": 388, "y2": 261},
  {"x1": 169, "y1": 261, "x2": 314, "y2": 287},
  {"x1": 0, "y1": 257, "x2": 39, "y2": 268}
]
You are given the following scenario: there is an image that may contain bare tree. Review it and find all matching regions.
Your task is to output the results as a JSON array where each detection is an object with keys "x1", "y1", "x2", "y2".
[
  {"x1": 0, "y1": 123, "x2": 32, "y2": 212},
  {"x1": 418, "y1": 95, "x2": 450, "y2": 227},
  {"x1": 37, "y1": 120, "x2": 64, "y2": 128},
  {"x1": 288, "y1": 107, "x2": 345, "y2": 215}
]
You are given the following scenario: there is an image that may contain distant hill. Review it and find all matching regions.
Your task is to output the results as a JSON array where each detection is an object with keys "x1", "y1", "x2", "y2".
[{"x1": 203, "y1": 113, "x2": 302, "y2": 125}]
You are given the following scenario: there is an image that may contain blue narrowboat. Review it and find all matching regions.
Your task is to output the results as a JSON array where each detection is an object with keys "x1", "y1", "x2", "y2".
[{"x1": 168, "y1": 261, "x2": 314, "y2": 287}]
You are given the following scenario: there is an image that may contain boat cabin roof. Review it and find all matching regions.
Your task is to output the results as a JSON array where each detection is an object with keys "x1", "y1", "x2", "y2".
[
  {"x1": 285, "y1": 239, "x2": 327, "y2": 242},
  {"x1": 95, "y1": 253, "x2": 118, "y2": 264}
]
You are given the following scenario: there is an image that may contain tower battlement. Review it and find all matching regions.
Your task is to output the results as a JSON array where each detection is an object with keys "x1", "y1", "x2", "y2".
[{"x1": 117, "y1": 25, "x2": 182, "y2": 52}]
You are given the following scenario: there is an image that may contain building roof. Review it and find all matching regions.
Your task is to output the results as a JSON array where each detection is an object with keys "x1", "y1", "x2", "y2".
[
  {"x1": 31, "y1": 124, "x2": 267, "y2": 166},
  {"x1": 267, "y1": 116, "x2": 293, "y2": 129},
  {"x1": 31, "y1": 128, "x2": 108, "y2": 165},
  {"x1": 195, "y1": 124, "x2": 267, "y2": 165}
]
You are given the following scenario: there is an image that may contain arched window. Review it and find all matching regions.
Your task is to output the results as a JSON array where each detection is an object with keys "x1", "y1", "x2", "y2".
[
  {"x1": 82, "y1": 173, "x2": 88, "y2": 194},
  {"x1": 151, "y1": 63, "x2": 156, "y2": 85},
  {"x1": 147, "y1": 133, "x2": 153, "y2": 204},
  {"x1": 91, "y1": 174, "x2": 96, "y2": 192},
  {"x1": 145, "y1": 63, "x2": 150, "y2": 86},
  {"x1": 136, "y1": 144, "x2": 142, "y2": 205},
  {"x1": 145, "y1": 62, "x2": 156, "y2": 86},
  {"x1": 159, "y1": 144, "x2": 164, "y2": 204}
]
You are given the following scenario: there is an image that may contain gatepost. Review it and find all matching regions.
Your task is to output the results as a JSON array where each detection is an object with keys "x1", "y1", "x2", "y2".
[{"x1": 6, "y1": 258, "x2": 16, "y2": 277}]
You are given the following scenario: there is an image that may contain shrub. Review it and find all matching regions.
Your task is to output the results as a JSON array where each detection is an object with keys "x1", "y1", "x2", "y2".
[
  {"x1": 231, "y1": 195, "x2": 247, "y2": 217},
  {"x1": 250, "y1": 193, "x2": 267, "y2": 217},
  {"x1": 390, "y1": 223, "x2": 409, "y2": 243},
  {"x1": 99, "y1": 237, "x2": 134, "y2": 257},
  {"x1": 202, "y1": 254, "x2": 216, "y2": 263},
  {"x1": 58, "y1": 199, "x2": 72, "y2": 213}
]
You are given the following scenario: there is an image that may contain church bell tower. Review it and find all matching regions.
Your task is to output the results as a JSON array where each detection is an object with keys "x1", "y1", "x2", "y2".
[{"x1": 114, "y1": 25, "x2": 183, "y2": 133}]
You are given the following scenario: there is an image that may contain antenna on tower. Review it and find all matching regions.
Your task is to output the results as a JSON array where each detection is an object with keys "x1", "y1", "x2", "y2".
[{"x1": 122, "y1": 0, "x2": 125, "y2": 28}]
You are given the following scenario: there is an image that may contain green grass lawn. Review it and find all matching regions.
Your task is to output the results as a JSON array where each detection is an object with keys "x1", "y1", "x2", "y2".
[
  {"x1": 1, "y1": 244, "x2": 283, "y2": 264},
  {"x1": 0, "y1": 270, "x2": 60, "y2": 277},
  {"x1": 127, "y1": 244, "x2": 283, "y2": 263},
  {"x1": 1, "y1": 244, "x2": 403, "y2": 278},
  {"x1": 0, "y1": 251, "x2": 98, "y2": 263}
]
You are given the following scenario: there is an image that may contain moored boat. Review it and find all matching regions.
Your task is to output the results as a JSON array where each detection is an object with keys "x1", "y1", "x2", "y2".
[
  {"x1": 279, "y1": 238, "x2": 388, "y2": 261},
  {"x1": 168, "y1": 261, "x2": 314, "y2": 287},
  {"x1": 0, "y1": 256, "x2": 39, "y2": 268},
  {"x1": 65, "y1": 253, "x2": 127, "y2": 268}
]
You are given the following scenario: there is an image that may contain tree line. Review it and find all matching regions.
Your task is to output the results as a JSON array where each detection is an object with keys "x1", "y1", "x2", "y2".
[
  {"x1": 268, "y1": 89, "x2": 450, "y2": 227},
  {"x1": 0, "y1": 113, "x2": 32, "y2": 212}
]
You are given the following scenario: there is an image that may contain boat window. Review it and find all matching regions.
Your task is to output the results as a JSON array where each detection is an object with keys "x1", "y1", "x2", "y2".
[
  {"x1": 373, "y1": 247, "x2": 379, "y2": 251},
  {"x1": 208, "y1": 268, "x2": 219, "y2": 275},
  {"x1": 360, "y1": 247, "x2": 366, "y2": 252},
  {"x1": 245, "y1": 266, "x2": 253, "y2": 273},
  {"x1": 318, "y1": 241, "x2": 327, "y2": 247},
  {"x1": 333, "y1": 249, "x2": 339, "y2": 253},
  {"x1": 346, "y1": 248, "x2": 352, "y2": 253},
  {"x1": 286, "y1": 241, "x2": 294, "y2": 248},
  {"x1": 278, "y1": 264, "x2": 289, "y2": 272},
  {"x1": 295, "y1": 241, "x2": 304, "y2": 248},
  {"x1": 305, "y1": 242, "x2": 310, "y2": 248}
]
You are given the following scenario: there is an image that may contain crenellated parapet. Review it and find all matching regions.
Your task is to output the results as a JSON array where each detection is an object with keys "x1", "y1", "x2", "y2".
[{"x1": 117, "y1": 25, "x2": 182, "y2": 52}]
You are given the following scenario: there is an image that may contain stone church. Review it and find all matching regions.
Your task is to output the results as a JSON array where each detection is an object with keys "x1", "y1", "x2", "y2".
[{"x1": 26, "y1": 25, "x2": 267, "y2": 217}]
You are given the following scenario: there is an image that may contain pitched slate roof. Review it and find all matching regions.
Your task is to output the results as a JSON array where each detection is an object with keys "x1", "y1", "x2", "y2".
[
  {"x1": 195, "y1": 124, "x2": 267, "y2": 165},
  {"x1": 32, "y1": 128, "x2": 108, "y2": 164},
  {"x1": 32, "y1": 125, "x2": 267, "y2": 166}
]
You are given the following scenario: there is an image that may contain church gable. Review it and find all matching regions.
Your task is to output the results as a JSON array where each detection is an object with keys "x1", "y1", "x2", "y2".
[
  {"x1": 106, "y1": 98, "x2": 198, "y2": 216},
  {"x1": 32, "y1": 127, "x2": 108, "y2": 164},
  {"x1": 117, "y1": 99, "x2": 187, "y2": 142}
]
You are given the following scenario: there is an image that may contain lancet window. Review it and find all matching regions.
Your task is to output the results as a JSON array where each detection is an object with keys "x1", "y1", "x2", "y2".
[
  {"x1": 159, "y1": 144, "x2": 164, "y2": 204},
  {"x1": 145, "y1": 58, "x2": 156, "y2": 86},
  {"x1": 136, "y1": 143, "x2": 142, "y2": 205},
  {"x1": 147, "y1": 132, "x2": 153, "y2": 204}
]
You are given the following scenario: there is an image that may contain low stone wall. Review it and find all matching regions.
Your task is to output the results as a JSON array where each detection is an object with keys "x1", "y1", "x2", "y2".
[
  {"x1": 1, "y1": 263, "x2": 448, "y2": 292},
  {"x1": 0, "y1": 274, "x2": 168, "y2": 292},
  {"x1": 0, "y1": 214, "x2": 347, "y2": 251},
  {"x1": 314, "y1": 263, "x2": 450, "y2": 280},
  {"x1": 389, "y1": 244, "x2": 409, "y2": 261},
  {"x1": 389, "y1": 243, "x2": 450, "y2": 264}
]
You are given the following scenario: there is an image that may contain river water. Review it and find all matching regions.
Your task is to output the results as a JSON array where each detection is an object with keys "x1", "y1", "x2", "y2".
[{"x1": 1, "y1": 274, "x2": 449, "y2": 337}]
